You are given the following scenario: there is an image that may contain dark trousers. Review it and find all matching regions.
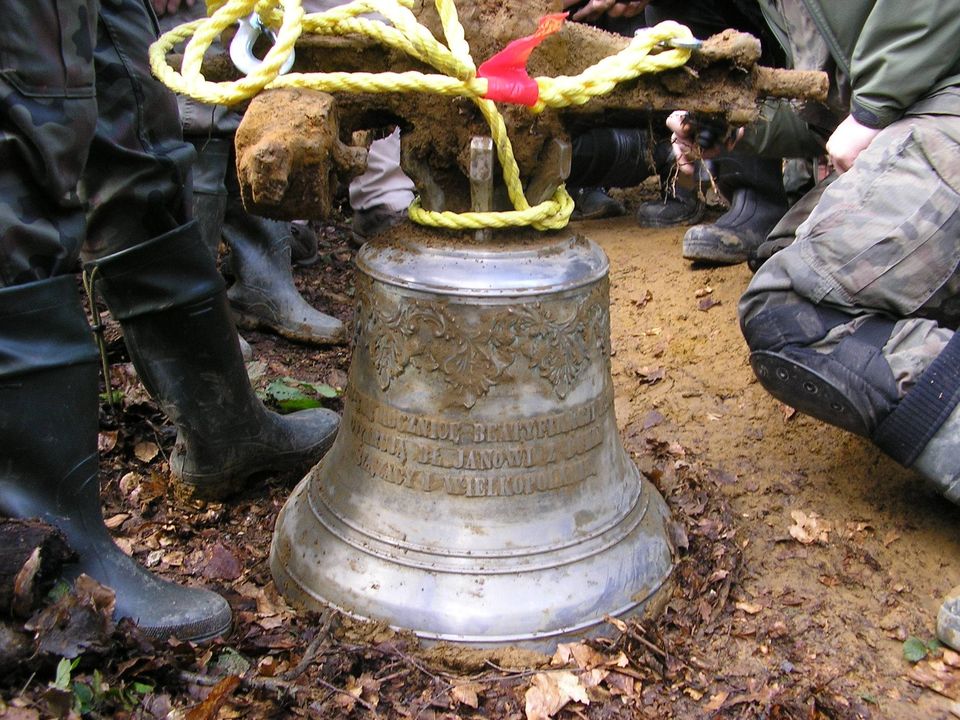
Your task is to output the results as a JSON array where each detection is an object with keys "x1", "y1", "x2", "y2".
[{"x1": 0, "y1": 0, "x2": 194, "y2": 287}]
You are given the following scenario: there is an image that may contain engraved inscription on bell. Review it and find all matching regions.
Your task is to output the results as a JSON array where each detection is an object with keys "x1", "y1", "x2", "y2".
[{"x1": 348, "y1": 384, "x2": 608, "y2": 496}]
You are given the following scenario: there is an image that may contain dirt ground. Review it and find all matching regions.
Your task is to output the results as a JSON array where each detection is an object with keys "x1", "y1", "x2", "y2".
[
  {"x1": 598, "y1": 203, "x2": 960, "y2": 719},
  {"x1": 5, "y1": 199, "x2": 960, "y2": 719}
]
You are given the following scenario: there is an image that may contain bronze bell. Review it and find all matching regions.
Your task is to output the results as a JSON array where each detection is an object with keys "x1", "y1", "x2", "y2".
[{"x1": 270, "y1": 229, "x2": 674, "y2": 649}]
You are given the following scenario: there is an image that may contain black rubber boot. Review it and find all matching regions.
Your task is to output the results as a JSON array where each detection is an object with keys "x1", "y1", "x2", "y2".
[
  {"x1": 0, "y1": 276, "x2": 231, "y2": 641},
  {"x1": 191, "y1": 138, "x2": 341, "y2": 345},
  {"x1": 570, "y1": 128, "x2": 653, "y2": 189},
  {"x1": 683, "y1": 152, "x2": 789, "y2": 265},
  {"x1": 568, "y1": 128, "x2": 653, "y2": 219},
  {"x1": 223, "y1": 197, "x2": 346, "y2": 345},
  {"x1": 87, "y1": 223, "x2": 340, "y2": 501},
  {"x1": 747, "y1": 172, "x2": 837, "y2": 273},
  {"x1": 189, "y1": 138, "x2": 253, "y2": 360}
]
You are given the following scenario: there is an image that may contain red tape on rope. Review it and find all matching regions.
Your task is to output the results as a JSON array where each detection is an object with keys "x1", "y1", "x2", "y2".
[{"x1": 476, "y1": 13, "x2": 566, "y2": 106}]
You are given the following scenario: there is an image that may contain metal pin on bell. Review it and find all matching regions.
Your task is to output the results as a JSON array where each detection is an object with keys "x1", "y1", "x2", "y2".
[{"x1": 470, "y1": 136, "x2": 494, "y2": 243}]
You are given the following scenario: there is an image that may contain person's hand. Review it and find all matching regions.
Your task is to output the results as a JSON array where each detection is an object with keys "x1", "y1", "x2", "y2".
[
  {"x1": 666, "y1": 110, "x2": 742, "y2": 175},
  {"x1": 825, "y1": 114, "x2": 880, "y2": 174},
  {"x1": 562, "y1": 0, "x2": 651, "y2": 23},
  {"x1": 152, "y1": 0, "x2": 195, "y2": 18}
]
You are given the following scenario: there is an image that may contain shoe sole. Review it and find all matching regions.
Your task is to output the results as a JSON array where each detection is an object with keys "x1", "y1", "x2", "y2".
[
  {"x1": 232, "y1": 306, "x2": 346, "y2": 346},
  {"x1": 636, "y1": 203, "x2": 705, "y2": 229},
  {"x1": 750, "y1": 351, "x2": 871, "y2": 436},
  {"x1": 171, "y1": 434, "x2": 338, "y2": 502},
  {"x1": 682, "y1": 236, "x2": 747, "y2": 265}
]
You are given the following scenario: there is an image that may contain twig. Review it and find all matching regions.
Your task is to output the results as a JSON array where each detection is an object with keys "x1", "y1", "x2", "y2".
[
  {"x1": 281, "y1": 612, "x2": 333, "y2": 681},
  {"x1": 480, "y1": 661, "x2": 547, "y2": 681},
  {"x1": 341, "y1": 642, "x2": 452, "y2": 681},
  {"x1": 179, "y1": 668, "x2": 376, "y2": 712},
  {"x1": 626, "y1": 627, "x2": 668, "y2": 661}
]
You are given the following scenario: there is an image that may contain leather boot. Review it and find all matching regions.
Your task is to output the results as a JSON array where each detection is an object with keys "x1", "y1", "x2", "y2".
[
  {"x1": 87, "y1": 223, "x2": 340, "y2": 501},
  {"x1": 683, "y1": 152, "x2": 789, "y2": 265},
  {"x1": 0, "y1": 276, "x2": 231, "y2": 641},
  {"x1": 635, "y1": 138, "x2": 705, "y2": 228},
  {"x1": 223, "y1": 197, "x2": 346, "y2": 345}
]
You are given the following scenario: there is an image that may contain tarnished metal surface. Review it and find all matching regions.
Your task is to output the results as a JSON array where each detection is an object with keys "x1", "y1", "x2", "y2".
[{"x1": 270, "y1": 232, "x2": 674, "y2": 649}]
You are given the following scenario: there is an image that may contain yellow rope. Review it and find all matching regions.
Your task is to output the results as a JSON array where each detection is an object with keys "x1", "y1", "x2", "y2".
[{"x1": 149, "y1": 0, "x2": 695, "y2": 231}]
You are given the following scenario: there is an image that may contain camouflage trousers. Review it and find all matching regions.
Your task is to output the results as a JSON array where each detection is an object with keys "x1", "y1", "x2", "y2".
[
  {"x1": 0, "y1": 0, "x2": 194, "y2": 287},
  {"x1": 739, "y1": 111, "x2": 960, "y2": 434}
]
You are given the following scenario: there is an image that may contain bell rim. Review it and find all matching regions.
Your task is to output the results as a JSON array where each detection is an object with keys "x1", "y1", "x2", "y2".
[{"x1": 356, "y1": 233, "x2": 610, "y2": 297}]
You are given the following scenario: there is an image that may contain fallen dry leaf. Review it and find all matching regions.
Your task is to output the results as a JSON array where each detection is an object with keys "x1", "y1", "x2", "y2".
[
  {"x1": 605, "y1": 671, "x2": 637, "y2": 698},
  {"x1": 450, "y1": 683, "x2": 484, "y2": 708},
  {"x1": 98, "y1": 431, "x2": 118, "y2": 454},
  {"x1": 908, "y1": 659, "x2": 960, "y2": 700},
  {"x1": 200, "y1": 543, "x2": 242, "y2": 580},
  {"x1": 525, "y1": 671, "x2": 589, "y2": 720},
  {"x1": 789, "y1": 510, "x2": 831, "y2": 545},
  {"x1": 735, "y1": 601, "x2": 762, "y2": 615},
  {"x1": 185, "y1": 675, "x2": 241, "y2": 720},
  {"x1": 704, "y1": 690, "x2": 730, "y2": 711},
  {"x1": 134, "y1": 440, "x2": 159, "y2": 463},
  {"x1": 104, "y1": 512, "x2": 129, "y2": 530}
]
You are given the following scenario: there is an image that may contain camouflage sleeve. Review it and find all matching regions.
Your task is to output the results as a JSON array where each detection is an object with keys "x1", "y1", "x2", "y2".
[{"x1": 850, "y1": 1, "x2": 960, "y2": 128}]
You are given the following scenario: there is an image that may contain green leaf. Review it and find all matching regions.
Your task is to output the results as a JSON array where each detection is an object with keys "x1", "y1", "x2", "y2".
[
  {"x1": 903, "y1": 636, "x2": 928, "y2": 663},
  {"x1": 47, "y1": 579, "x2": 72, "y2": 603},
  {"x1": 72, "y1": 681, "x2": 95, "y2": 713},
  {"x1": 265, "y1": 379, "x2": 323, "y2": 412},
  {"x1": 132, "y1": 682, "x2": 154, "y2": 696},
  {"x1": 282, "y1": 377, "x2": 340, "y2": 398},
  {"x1": 309, "y1": 383, "x2": 340, "y2": 399},
  {"x1": 53, "y1": 657, "x2": 76, "y2": 690},
  {"x1": 99, "y1": 389, "x2": 124, "y2": 404}
]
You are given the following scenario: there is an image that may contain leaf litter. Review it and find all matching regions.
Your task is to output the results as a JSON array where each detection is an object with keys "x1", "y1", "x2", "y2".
[{"x1": 2, "y1": 219, "x2": 955, "y2": 719}]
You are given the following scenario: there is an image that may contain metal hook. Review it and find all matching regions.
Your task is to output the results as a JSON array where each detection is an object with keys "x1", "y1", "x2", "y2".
[
  {"x1": 229, "y1": 12, "x2": 296, "y2": 76},
  {"x1": 656, "y1": 37, "x2": 703, "y2": 50}
]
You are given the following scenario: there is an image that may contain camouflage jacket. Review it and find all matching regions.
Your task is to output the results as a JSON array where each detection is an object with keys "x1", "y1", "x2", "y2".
[
  {"x1": 759, "y1": 0, "x2": 960, "y2": 128},
  {"x1": 742, "y1": 0, "x2": 960, "y2": 159}
]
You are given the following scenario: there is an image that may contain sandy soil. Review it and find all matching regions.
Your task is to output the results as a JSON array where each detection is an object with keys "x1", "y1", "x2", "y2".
[{"x1": 586, "y1": 210, "x2": 960, "y2": 719}]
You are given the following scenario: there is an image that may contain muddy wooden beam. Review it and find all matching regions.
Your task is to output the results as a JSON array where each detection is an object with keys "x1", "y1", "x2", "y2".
[{"x1": 195, "y1": 3, "x2": 827, "y2": 219}]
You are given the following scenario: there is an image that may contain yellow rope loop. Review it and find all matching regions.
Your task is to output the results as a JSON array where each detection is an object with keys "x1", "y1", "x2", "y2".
[
  {"x1": 149, "y1": 2, "x2": 694, "y2": 231},
  {"x1": 534, "y1": 21, "x2": 694, "y2": 111},
  {"x1": 152, "y1": 0, "x2": 304, "y2": 105},
  {"x1": 409, "y1": 185, "x2": 574, "y2": 231}
]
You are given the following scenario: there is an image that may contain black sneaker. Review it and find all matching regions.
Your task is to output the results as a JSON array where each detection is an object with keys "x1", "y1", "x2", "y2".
[{"x1": 570, "y1": 187, "x2": 625, "y2": 220}]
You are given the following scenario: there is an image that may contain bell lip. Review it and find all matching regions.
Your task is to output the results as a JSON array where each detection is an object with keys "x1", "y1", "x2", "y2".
[
  {"x1": 304, "y1": 467, "x2": 650, "y2": 572},
  {"x1": 272, "y1": 555, "x2": 674, "y2": 649},
  {"x1": 356, "y1": 234, "x2": 609, "y2": 297}
]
